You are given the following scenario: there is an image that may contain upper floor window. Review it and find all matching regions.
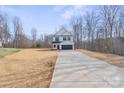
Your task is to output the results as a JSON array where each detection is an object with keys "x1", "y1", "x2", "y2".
[
  {"x1": 55, "y1": 37, "x2": 59, "y2": 41},
  {"x1": 63, "y1": 37, "x2": 66, "y2": 40},
  {"x1": 68, "y1": 37, "x2": 70, "y2": 40}
]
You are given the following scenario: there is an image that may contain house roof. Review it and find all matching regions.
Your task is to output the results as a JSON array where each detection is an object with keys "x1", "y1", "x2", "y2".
[{"x1": 55, "y1": 27, "x2": 72, "y2": 36}]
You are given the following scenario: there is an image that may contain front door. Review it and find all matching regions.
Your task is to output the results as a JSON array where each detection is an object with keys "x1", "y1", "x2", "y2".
[{"x1": 57, "y1": 45, "x2": 60, "y2": 50}]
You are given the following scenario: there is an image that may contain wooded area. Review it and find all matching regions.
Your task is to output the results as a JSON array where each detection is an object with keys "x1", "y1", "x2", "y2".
[
  {"x1": 0, "y1": 12, "x2": 51, "y2": 48},
  {"x1": 0, "y1": 5, "x2": 124, "y2": 55},
  {"x1": 71, "y1": 5, "x2": 124, "y2": 55}
]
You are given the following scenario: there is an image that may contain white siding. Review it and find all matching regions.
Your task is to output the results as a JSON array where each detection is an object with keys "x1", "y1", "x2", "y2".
[
  {"x1": 61, "y1": 41, "x2": 74, "y2": 45},
  {"x1": 52, "y1": 43, "x2": 60, "y2": 49},
  {"x1": 0, "y1": 42, "x2": 2, "y2": 48},
  {"x1": 52, "y1": 34, "x2": 74, "y2": 50},
  {"x1": 59, "y1": 36, "x2": 63, "y2": 41},
  {"x1": 53, "y1": 35, "x2": 73, "y2": 42},
  {"x1": 53, "y1": 37, "x2": 55, "y2": 41},
  {"x1": 70, "y1": 36, "x2": 73, "y2": 42}
]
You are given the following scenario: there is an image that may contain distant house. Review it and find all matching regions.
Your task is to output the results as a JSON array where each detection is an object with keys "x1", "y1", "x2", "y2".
[
  {"x1": 52, "y1": 27, "x2": 74, "y2": 50},
  {"x1": 0, "y1": 41, "x2": 2, "y2": 48}
]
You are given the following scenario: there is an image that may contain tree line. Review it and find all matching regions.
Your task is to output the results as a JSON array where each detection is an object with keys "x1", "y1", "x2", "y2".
[
  {"x1": 70, "y1": 5, "x2": 124, "y2": 55},
  {"x1": 0, "y1": 5, "x2": 124, "y2": 55},
  {"x1": 0, "y1": 11, "x2": 51, "y2": 48}
]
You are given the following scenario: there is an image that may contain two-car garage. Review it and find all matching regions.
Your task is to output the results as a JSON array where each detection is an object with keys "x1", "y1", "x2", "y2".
[{"x1": 61, "y1": 45, "x2": 73, "y2": 50}]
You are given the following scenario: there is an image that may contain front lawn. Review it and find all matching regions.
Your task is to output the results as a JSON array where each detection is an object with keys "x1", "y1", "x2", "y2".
[
  {"x1": 0, "y1": 48, "x2": 58, "y2": 88},
  {"x1": 0, "y1": 48, "x2": 21, "y2": 58},
  {"x1": 77, "y1": 49, "x2": 124, "y2": 68}
]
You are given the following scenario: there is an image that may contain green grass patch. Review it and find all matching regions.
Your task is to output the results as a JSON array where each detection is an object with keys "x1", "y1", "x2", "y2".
[{"x1": 0, "y1": 48, "x2": 22, "y2": 58}]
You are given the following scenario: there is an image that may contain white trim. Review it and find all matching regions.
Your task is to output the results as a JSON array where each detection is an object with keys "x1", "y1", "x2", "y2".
[
  {"x1": 52, "y1": 43, "x2": 74, "y2": 50},
  {"x1": 52, "y1": 27, "x2": 74, "y2": 50},
  {"x1": 0, "y1": 41, "x2": 2, "y2": 48}
]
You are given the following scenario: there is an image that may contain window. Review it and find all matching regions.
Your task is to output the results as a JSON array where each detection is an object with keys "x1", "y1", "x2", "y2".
[
  {"x1": 55, "y1": 37, "x2": 59, "y2": 42},
  {"x1": 68, "y1": 37, "x2": 70, "y2": 40},
  {"x1": 63, "y1": 37, "x2": 66, "y2": 40},
  {"x1": 54, "y1": 45, "x2": 56, "y2": 48}
]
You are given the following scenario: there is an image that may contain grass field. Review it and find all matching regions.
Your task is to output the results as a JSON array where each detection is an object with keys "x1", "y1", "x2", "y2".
[
  {"x1": 78, "y1": 49, "x2": 124, "y2": 68},
  {"x1": 0, "y1": 48, "x2": 58, "y2": 88},
  {"x1": 0, "y1": 48, "x2": 21, "y2": 58}
]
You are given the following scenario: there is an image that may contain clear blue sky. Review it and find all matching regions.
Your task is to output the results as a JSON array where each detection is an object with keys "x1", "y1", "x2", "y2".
[{"x1": 0, "y1": 5, "x2": 97, "y2": 37}]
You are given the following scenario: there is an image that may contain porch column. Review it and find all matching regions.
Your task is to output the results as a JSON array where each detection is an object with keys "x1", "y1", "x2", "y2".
[{"x1": 59, "y1": 44, "x2": 62, "y2": 50}]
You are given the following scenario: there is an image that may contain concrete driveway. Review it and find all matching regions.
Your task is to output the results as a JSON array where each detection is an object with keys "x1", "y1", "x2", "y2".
[{"x1": 50, "y1": 50, "x2": 124, "y2": 88}]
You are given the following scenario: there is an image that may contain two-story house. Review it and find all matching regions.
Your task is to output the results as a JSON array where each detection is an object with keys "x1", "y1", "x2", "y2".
[{"x1": 52, "y1": 27, "x2": 74, "y2": 50}]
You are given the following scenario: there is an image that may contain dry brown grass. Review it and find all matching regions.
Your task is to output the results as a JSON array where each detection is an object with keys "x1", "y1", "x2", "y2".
[
  {"x1": 77, "y1": 49, "x2": 124, "y2": 68},
  {"x1": 0, "y1": 48, "x2": 58, "y2": 88},
  {"x1": 0, "y1": 48, "x2": 21, "y2": 58}
]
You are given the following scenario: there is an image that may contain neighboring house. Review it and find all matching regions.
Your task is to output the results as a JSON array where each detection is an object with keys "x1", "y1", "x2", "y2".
[
  {"x1": 0, "y1": 41, "x2": 2, "y2": 48},
  {"x1": 52, "y1": 27, "x2": 74, "y2": 50}
]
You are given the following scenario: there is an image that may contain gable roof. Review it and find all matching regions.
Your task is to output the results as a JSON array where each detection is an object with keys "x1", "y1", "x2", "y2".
[{"x1": 55, "y1": 27, "x2": 72, "y2": 36}]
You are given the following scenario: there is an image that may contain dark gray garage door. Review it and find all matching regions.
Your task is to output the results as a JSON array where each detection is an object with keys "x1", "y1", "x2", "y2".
[{"x1": 62, "y1": 45, "x2": 72, "y2": 50}]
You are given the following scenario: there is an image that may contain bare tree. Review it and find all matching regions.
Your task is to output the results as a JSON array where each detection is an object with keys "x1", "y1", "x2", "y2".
[
  {"x1": 84, "y1": 11, "x2": 99, "y2": 50},
  {"x1": 100, "y1": 5, "x2": 120, "y2": 52},
  {"x1": 13, "y1": 16, "x2": 23, "y2": 48},
  {"x1": 70, "y1": 16, "x2": 83, "y2": 49},
  {"x1": 31, "y1": 28, "x2": 37, "y2": 48},
  {"x1": 0, "y1": 13, "x2": 11, "y2": 47}
]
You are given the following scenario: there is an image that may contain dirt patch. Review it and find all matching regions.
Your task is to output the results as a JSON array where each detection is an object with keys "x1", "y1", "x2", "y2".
[
  {"x1": 0, "y1": 48, "x2": 58, "y2": 88},
  {"x1": 77, "y1": 49, "x2": 124, "y2": 68}
]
